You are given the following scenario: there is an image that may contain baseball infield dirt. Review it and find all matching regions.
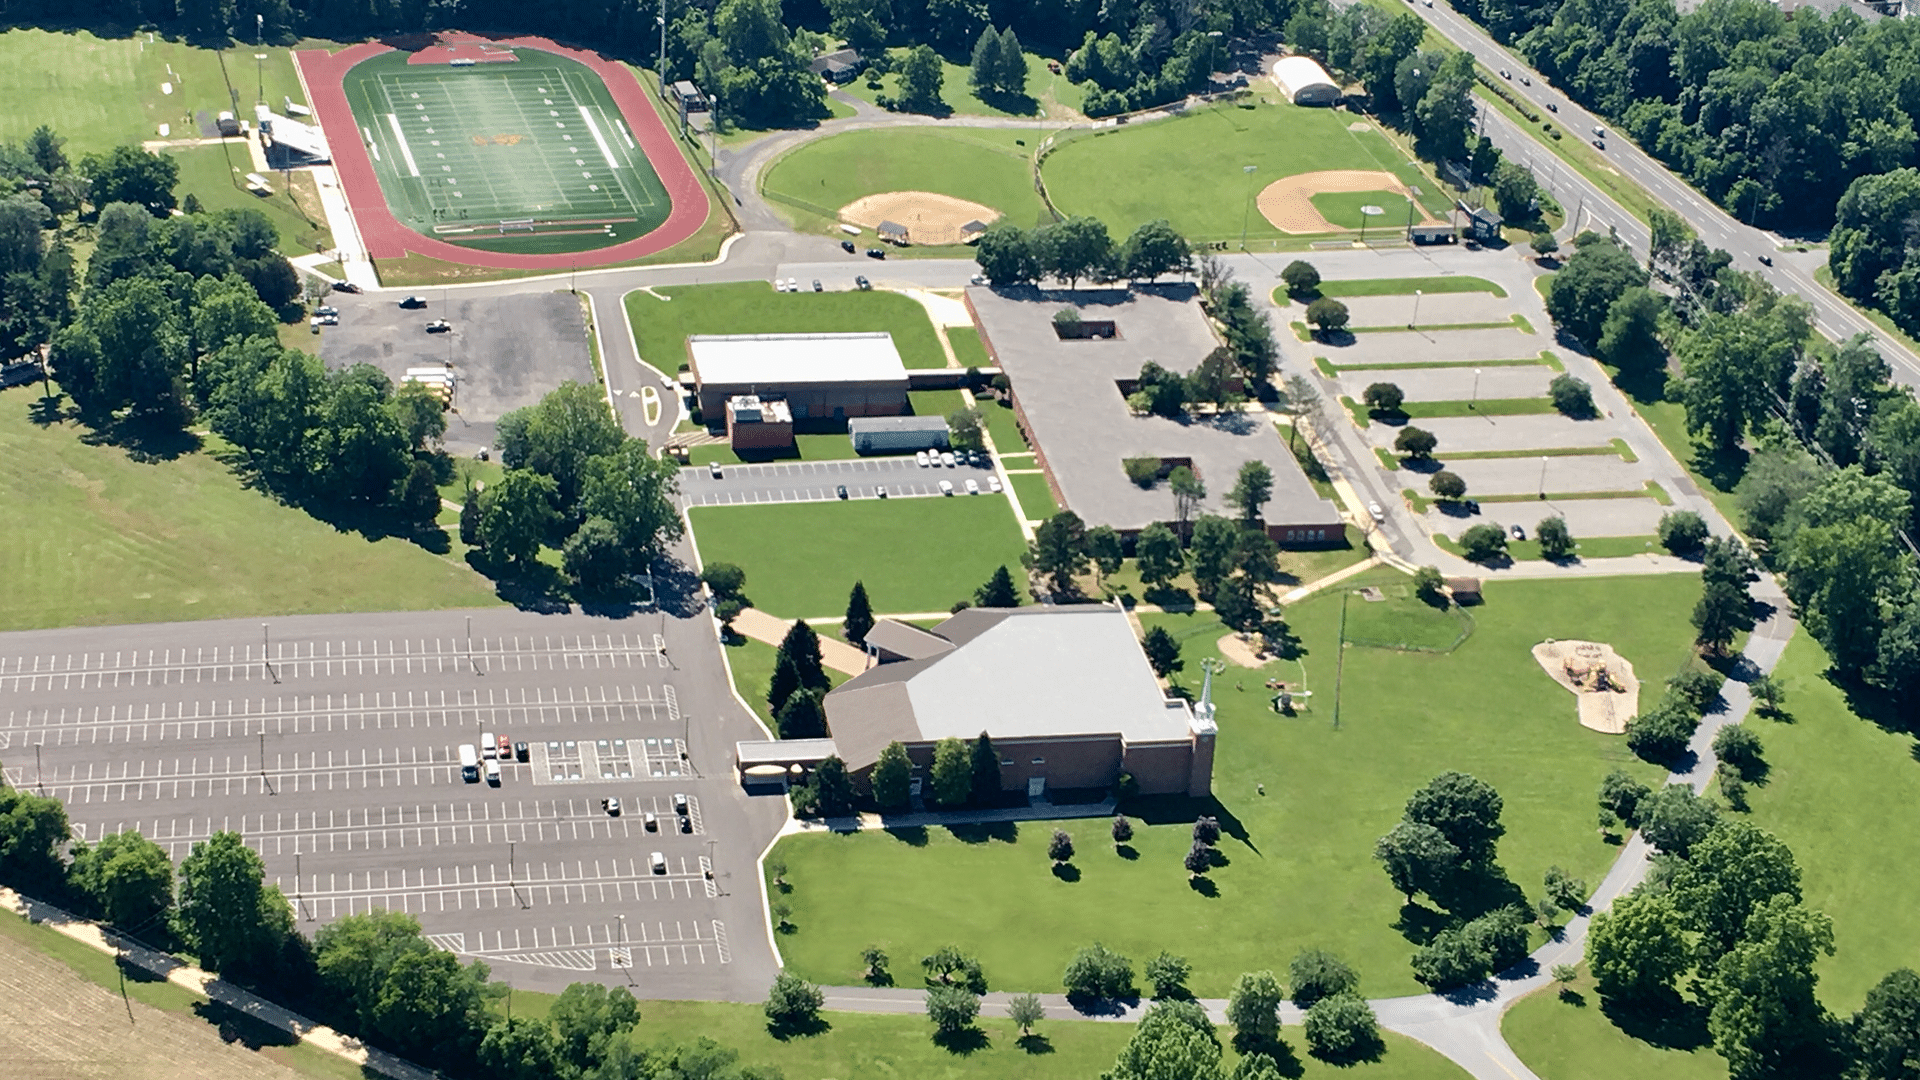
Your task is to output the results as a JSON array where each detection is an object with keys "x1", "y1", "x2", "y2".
[
  {"x1": 1257, "y1": 169, "x2": 1434, "y2": 234},
  {"x1": 840, "y1": 191, "x2": 1001, "y2": 245}
]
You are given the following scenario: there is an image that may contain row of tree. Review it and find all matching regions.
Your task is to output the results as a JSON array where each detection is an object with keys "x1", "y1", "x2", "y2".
[{"x1": 974, "y1": 216, "x2": 1193, "y2": 289}]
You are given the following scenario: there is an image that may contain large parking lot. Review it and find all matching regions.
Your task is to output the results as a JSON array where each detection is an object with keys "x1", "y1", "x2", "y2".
[
  {"x1": 0, "y1": 608, "x2": 781, "y2": 995},
  {"x1": 678, "y1": 455, "x2": 1000, "y2": 507}
]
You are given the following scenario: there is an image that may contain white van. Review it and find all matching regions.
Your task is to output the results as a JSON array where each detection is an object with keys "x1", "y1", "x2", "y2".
[
  {"x1": 481, "y1": 731, "x2": 497, "y2": 759},
  {"x1": 459, "y1": 744, "x2": 479, "y2": 782},
  {"x1": 484, "y1": 758, "x2": 501, "y2": 786}
]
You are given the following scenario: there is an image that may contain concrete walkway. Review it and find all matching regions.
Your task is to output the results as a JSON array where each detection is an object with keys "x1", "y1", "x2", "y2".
[
  {"x1": 0, "y1": 888, "x2": 432, "y2": 1080},
  {"x1": 731, "y1": 606, "x2": 870, "y2": 676}
]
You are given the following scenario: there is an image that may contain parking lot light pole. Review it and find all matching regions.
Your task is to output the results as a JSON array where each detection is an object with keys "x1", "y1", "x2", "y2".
[
  {"x1": 1471, "y1": 368, "x2": 1482, "y2": 409},
  {"x1": 1540, "y1": 456, "x2": 1550, "y2": 499},
  {"x1": 1410, "y1": 289, "x2": 1422, "y2": 329}
]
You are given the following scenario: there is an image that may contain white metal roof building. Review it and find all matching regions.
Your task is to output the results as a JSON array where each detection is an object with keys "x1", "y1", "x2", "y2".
[
  {"x1": 688, "y1": 332, "x2": 911, "y2": 420},
  {"x1": 1273, "y1": 55, "x2": 1340, "y2": 105}
]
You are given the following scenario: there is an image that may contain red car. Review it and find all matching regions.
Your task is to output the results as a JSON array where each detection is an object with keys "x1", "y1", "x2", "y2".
[{"x1": 496, "y1": 734, "x2": 511, "y2": 760}]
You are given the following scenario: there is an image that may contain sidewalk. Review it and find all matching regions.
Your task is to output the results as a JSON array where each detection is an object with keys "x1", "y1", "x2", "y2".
[
  {"x1": 306, "y1": 164, "x2": 379, "y2": 290},
  {"x1": 731, "y1": 607, "x2": 869, "y2": 676}
]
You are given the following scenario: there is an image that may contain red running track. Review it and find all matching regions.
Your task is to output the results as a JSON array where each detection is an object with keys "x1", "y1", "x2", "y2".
[{"x1": 295, "y1": 36, "x2": 711, "y2": 272}]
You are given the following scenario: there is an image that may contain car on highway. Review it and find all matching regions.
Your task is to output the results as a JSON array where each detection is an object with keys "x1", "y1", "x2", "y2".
[
  {"x1": 650, "y1": 851, "x2": 667, "y2": 874},
  {"x1": 1546, "y1": 101, "x2": 1558, "y2": 112},
  {"x1": 1520, "y1": 75, "x2": 1531, "y2": 85},
  {"x1": 965, "y1": 478, "x2": 979, "y2": 495},
  {"x1": 940, "y1": 479, "x2": 954, "y2": 495},
  {"x1": 865, "y1": 247, "x2": 886, "y2": 259},
  {"x1": 1499, "y1": 69, "x2": 1510, "y2": 79},
  {"x1": 709, "y1": 462, "x2": 723, "y2": 478},
  {"x1": 426, "y1": 318, "x2": 451, "y2": 332},
  {"x1": 481, "y1": 731, "x2": 497, "y2": 758},
  {"x1": 836, "y1": 484, "x2": 849, "y2": 499},
  {"x1": 1592, "y1": 139, "x2": 1605, "y2": 150},
  {"x1": 940, "y1": 451, "x2": 956, "y2": 467},
  {"x1": 915, "y1": 450, "x2": 930, "y2": 466},
  {"x1": 1758, "y1": 254, "x2": 1773, "y2": 266},
  {"x1": 1369, "y1": 501, "x2": 1385, "y2": 522},
  {"x1": 841, "y1": 239, "x2": 856, "y2": 253},
  {"x1": 644, "y1": 811, "x2": 658, "y2": 832},
  {"x1": 1593, "y1": 125, "x2": 1608, "y2": 138},
  {"x1": 400, "y1": 295, "x2": 426, "y2": 308},
  {"x1": 1510, "y1": 524, "x2": 1527, "y2": 541}
]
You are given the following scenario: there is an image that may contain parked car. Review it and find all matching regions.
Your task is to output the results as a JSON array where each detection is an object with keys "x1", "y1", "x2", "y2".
[
  {"x1": 840, "y1": 239, "x2": 856, "y2": 253},
  {"x1": 855, "y1": 275, "x2": 872, "y2": 290},
  {"x1": 650, "y1": 851, "x2": 667, "y2": 874},
  {"x1": 915, "y1": 450, "x2": 930, "y2": 467},
  {"x1": 865, "y1": 247, "x2": 886, "y2": 259},
  {"x1": 812, "y1": 279, "x2": 823, "y2": 292},
  {"x1": 1510, "y1": 524, "x2": 1527, "y2": 541},
  {"x1": 1369, "y1": 501, "x2": 1385, "y2": 522},
  {"x1": 969, "y1": 274, "x2": 988, "y2": 285},
  {"x1": 643, "y1": 811, "x2": 658, "y2": 832},
  {"x1": 318, "y1": 312, "x2": 338, "y2": 326},
  {"x1": 877, "y1": 485, "x2": 888, "y2": 498},
  {"x1": 400, "y1": 295, "x2": 426, "y2": 308},
  {"x1": 513, "y1": 741, "x2": 529, "y2": 762},
  {"x1": 940, "y1": 451, "x2": 956, "y2": 467},
  {"x1": 939, "y1": 479, "x2": 954, "y2": 495},
  {"x1": 709, "y1": 462, "x2": 723, "y2": 478},
  {"x1": 604, "y1": 797, "x2": 622, "y2": 816},
  {"x1": 315, "y1": 305, "x2": 338, "y2": 317},
  {"x1": 674, "y1": 792, "x2": 689, "y2": 814},
  {"x1": 836, "y1": 484, "x2": 849, "y2": 499},
  {"x1": 426, "y1": 319, "x2": 451, "y2": 332},
  {"x1": 965, "y1": 479, "x2": 979, "y2": 495},
  {"x1": 987, "y1": 476, "x2": 1002, "y2": 493},
  {"x1": 678, "y1": 814, "x2": 693, "y2": 833},
  {"x1": 332, "y1": 281, "x2": 361, "y2": 293},
  {"x1": 481, "y1": 731, "x2": 497, "y2": 759}
]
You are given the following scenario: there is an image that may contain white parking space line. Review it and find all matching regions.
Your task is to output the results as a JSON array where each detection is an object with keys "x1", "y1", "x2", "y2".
[
  {"x1": 277, "y1": 854, "x2": 710, "y2": 919},
  {"x1": 426, "y1": 918, "x2": 729, "y2": 969}
]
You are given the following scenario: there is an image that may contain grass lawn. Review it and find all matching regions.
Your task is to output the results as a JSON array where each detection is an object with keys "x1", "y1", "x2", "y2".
[
  {"x1": 1043, "y1": 101, "x2": 1444, "y2": 244},
  {"x1": 0, "y1": 28, "x2": 315, "y2": 152},
  {"x1": 910, "y1": 388, "x2": 968, "y2": 417},
  {"x1": 1009, "y1": 470, "x2": 1059, "y2": 519},
  {"x1": 981, "y1": 397, "x2": 1030, "y2": 453},
  {"x1": 761, "y1": 126, "x2": 1053, "y2": 234},
  {"x1": 0, "y1": 390, "x2": 499, "y2": 631},
  {"x1": 624, "y1": 282, "x2": 948, "y2": 375},
  {"x1": 1344, "y1": 396, "x2": 1555, "y2": 424},
  {"x1": 947, "y1": 325, "x2": 991, "y2": 369},
  {"x1": 1087, "y1": 532, "x2": 1371, "y2": 606},
  {"x1": 165, "y1": 143, "x2": 332, "y2": 253},
  {"x1": 1503, "y1": 972, "x2": 1727, "y2": 1080},
  {"x1": 724, "y1": 635, "x2": 854, "y2": 728},
  {"x1": 688, "y1": 496, "x2": 1026, "y2": 618},
  {"x1": 770, "y1": 571, "x2": 1695, "y2": 997},
  {"x1": 1311, "y1": 190, "x2": 1419, "y2": 231},
  {"x1": 687, "y1": 434, "x2": 876, "y2": 467},
  {"x1": 836, "y1": 50, "x2": 1088, "y2": 121},
  {"x1": 1316, "y1": 276, "x2": 1509, "y2": 299}
]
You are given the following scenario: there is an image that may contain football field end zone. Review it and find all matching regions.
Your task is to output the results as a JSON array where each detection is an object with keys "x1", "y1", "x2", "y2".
[{"x1": 295, "y1": 35, "x2": 707, "y2": 272}]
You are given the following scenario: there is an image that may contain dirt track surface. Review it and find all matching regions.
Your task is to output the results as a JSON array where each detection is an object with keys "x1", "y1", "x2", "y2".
[{"x1": 0, "y1": 930, "x2": 299, "y2": 1080}]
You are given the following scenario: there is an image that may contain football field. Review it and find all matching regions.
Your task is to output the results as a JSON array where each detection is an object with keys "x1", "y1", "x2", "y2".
[{"x1": 341, "y1": 49, "x2": 671, "y2": 254}]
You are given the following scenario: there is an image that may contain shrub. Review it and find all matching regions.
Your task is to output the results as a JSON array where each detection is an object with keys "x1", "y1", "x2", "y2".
[
  {"x1": 926, "y1": 985, "x2": 980, "y2": 1033},
  {"x1": 1536, "y1": 516, "x2": 1574, "y2": 559},
  {"x1": 1303, "y1": 993, "x2": 1384, "y2": 1065},
  {"x1": 1410, "y1": 928, "x2": 1490, "y2": 989},
  {"x1": 1549, "y1": 373, "x2": 1594, "y2": 417},
  {"x1": 1459, "y1": 523, "x2": 1507, "y2": 562},
  {"x1": 1145, "y1": 952, "x2": 1192, "y2": 999},
  {"x1": 1290, "y1": 949, "x2": 1360, "y2": 1007},
  {"x1": 1598, "y1": 768, "x2": 1652, "y2": 827},
  {"x1": 1192, "y1": 815, "x2": 1221, "y2": 846},
  {"x1": 1363, "y1": 382, "x2": 1405, "y2": 413},
  {"x1": 1530, "y1": 232, "x2": 1560, "y2": 258},
  {"x1": 1544, "y1": 865, "x2": 1588, "y2": 911},
  {"x1": 1657, "y1": 510, "x2": 1709, "y2": 554},
  {"x1": 1048, "y1": 828, "x2": 1075, "y2": 864},
  {"x1": 1063, "y1": 943, "x2": 1135, "y2": 1000},
  {"x1": 764, "y1": 971, "x2": 824, "y2": 1029},
  {"x1": 1429, "y1": 470, "x2": 1467, "y2": 501},
  {"x1": 1053, "y1": 307, "x2": 1082, "y2": 330},
  {"x1": 1281, "y1": 260, "x2": 1321, "y2": 297},
  {"x1": 1394, "y1": 425, "x2": 1437, "y2": 458},
  {"x1": 1124, "y1": 456, "x2": 1161, "y2": 487},
  {"x1": 1111, "y1": 814, "x2": 1134, "y2": 845},
  {"x1": 1625, "y1": 698, "x2": 1701, "y2": 764},
  {"x1": 1712, "y1": 724, "x2": 1764, "y2": 776}
]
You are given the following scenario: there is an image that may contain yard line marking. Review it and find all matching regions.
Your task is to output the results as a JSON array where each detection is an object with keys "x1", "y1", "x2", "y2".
[
  {"x1": 577, "y1": 105, "x2": 619, "y2": 170},
  {"x1": 385, "y1": 113, "x2": 421, "y2": 177}
]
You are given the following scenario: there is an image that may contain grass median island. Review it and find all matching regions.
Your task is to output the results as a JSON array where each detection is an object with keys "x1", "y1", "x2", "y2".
[
  {"x1": 769, "y1": 572, "x2": 1692, "y2": 998},
  {"x1": 761, "y1": 126, "x2": 1051, "y2": 233},
  {"x1": 0, "y1": 390, "x2": 499, "y2": 631},
  {"x1": 624, "y1": 282, "x2": 949, "y2": 373},
  {"x1": 1315, "y1": 276, "x2": 1510, "y2": 299},
  {"x1": 688, "y1": 496, "x2": 1026, "y2": 618}
]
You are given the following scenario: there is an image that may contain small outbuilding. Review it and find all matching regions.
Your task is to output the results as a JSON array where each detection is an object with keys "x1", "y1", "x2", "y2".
[
  {"x1": 1272, "y1": 55, "x2": 1340, "y2": 106},
  {"x1": 725, "y1": 394, "x2": 795, "y2": 452},
  {"x1": 671, "y1": 80, "x2": 707, "y2": 112},
  {"x1": 1465, "y1": 206, "x2": 1504, "y2": 243},
  {"x1": 877, "y1": 220, "x2": 909, "y2": 245},
  {"x1": 959, "y1": 219, "x2": 990, "y2": 244},
  {"x1": 1445, "y1": 576, "x2": 1483, "y2": 605},
  {"x1": 849, "y1": 415, "x2": 950, "y2": 455},
  {"x1": 1410, "y1": 222, "x2": 1458, "y2": 245}
]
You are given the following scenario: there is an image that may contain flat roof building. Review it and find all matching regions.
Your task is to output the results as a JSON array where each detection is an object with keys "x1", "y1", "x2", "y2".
[
  {"x1": 688, "y1": 332, "x2": 910, "y2": 422},
  {"x1": 967, "y1": 286, "x2": 1344, "y2": 546},
  {"x1": 848, "y1": 414, "x2": 950, "y2": 454}
]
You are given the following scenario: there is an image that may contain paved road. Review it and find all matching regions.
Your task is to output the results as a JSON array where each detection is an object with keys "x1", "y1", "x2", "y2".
[{"x1": 678, "y1": 456, "x2": 1001, "y2": 507}]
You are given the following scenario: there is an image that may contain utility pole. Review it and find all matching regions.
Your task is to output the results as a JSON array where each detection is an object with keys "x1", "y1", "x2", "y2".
[{"x1": 657, "y1": 0, "x2": 668, "y2": 85}]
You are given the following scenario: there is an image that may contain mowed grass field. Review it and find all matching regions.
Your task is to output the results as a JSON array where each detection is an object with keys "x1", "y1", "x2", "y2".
[
  {"x1": 0, "y1": 28, "x2": 314, "y2": 152},
  {"x1": 770, "y1": 571, "x2": 1694, "y2": 998},
  {"x1": 0, "y1": 391, "x2": 499, "y2": 631},
  {"x1": 760, "y1": 126, "x2": 1053, "y2": 233},
  {"x1": 836, "y1": 50, "x2": 1089, "y2": 120},
  {"x1": 1041, "y1": 101, "x2": 1442, "y2": 242},
  {"x1": 688, "y1": 496, "x2": 1026, "y2": 618},
  {"x1": 1311, "y1": 190, "x2": 1421, "y2": 230},
  {"x1": 623, "y1": 281, "x2": 950, "y2": 372},
  {"x1": 165, "y1": 143, "x2": 333, "y2": 252},
  {"x1": 1503, "y1": 973, "x2": 1728, "y2": 1080}
]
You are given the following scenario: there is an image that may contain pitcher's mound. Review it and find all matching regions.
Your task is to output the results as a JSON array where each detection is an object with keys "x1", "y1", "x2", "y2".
[
  {"x1": 1532, "y1": 639, "x2": 1640, "y2": 734},
  {"x1": 1258, "y1": 169, "x2": 1438, "y2": 234},
  {"x1": 840, "y1": 191, "x2": 1001, "y2": 246}
]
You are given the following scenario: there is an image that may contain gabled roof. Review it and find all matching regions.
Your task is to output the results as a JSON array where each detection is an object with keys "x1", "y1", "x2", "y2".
[{"x1": 862, "y1": 619, "x2": 956, "y2": 661}]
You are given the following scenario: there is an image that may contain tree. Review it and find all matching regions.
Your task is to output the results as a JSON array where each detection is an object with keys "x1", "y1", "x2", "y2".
[
  {"x1": 1281, "y1": 260, "x2": 1321, "y2": 298},
  {"x1": 1112, "y1": 817, "x2": 1136, "y2": 850},
  {"x1": 1412, "y1": 565, "x2": 1447, "y2": 605},
  {"x1": 1049, "y1": 828, "x2": 1076, "y2": 865},
  {"x1": 810, "y1": 755, "x2": 856, "y2": 816},
  {"x1": 1290, "y1": 950, "x2": 1360, "y2": 1008},
  {"x1": 1536, "y1": 516, "x2": 1574, "y2": 559},
  {"x1": 174, "y1": 831, "x2": 293, "y2": 977},
  {"x1": 1850, "y1": 968, "x2": 1920, "y2": 1080},
  {"x1": 1626, "y1": 698, "x2": 1702, "y2": 765},
  {"x1": 1597, "y1": 287, "x2": 1666, "y2": 377},
  {"x1": 1459, "y1": 522, "x2": 1505, "y2": 561},
  {"x1": 894, "y1": 44, "x2": 946, "y2": 112},
  {"x1": 397, "y1": 459, "x2": 442, "y2": 526},
  {"x1": 478, "y1": 470, "x2": 559, "y2": 570},
  {"x1": 844, "y1": 581, "x2": 874, "y2": 644},
  {"x1": 1543, "y1": 865, "x2": 1587, "y2": 911},
  {"x1": 1064, "y1": 943, "x2": 1134, "y2": 999},
  {"x1": 969, "y1": 26, "x2": 1004, "y2": 92},
  {"x1": 1373, "y1": 821, "x2": 1459, "y2": 902},
  {"x1": 1171, "y1": 467, "x2": 1207, "y2": 541},
  {"x1": 1429, "y1": 470, "x2": 1467, "y2": 501},
  {"x1": 1136, "y1": 523, "x2": 1185, "y2": 589},
  {"x1": 922, "y1": 945, "x2": 987, "y2": 992},
  {"x1": 775, "y1": 620, "x2": 830, "y2": 697},
  {"x1": 1547, "y1": 239, "x2": 1649, "y2": 346},
  {"x1": 1184, "y1": 841, "x2": 1212, "y2": 877},
  {"x1": 81, "y1": 145, "x2": 178, "y2": 214},
  {"x1": 497, "y1": 382, "x2": 624, "y2": 510},
  {"x1": 1184, "y1": 516, "x2": 1236, "y2": 604},
  {"x1": 70, "y1": 829, "x2": 171, "y2": 929},
  {"x1": 1191, "y1": 815, "x2": 1222, "y2": 847},
  {"x1": 1040, "y1": 215, "x2": 1114, "y2": 287},
  {"x1": 1394, "y1": 426, "x2": 1437, "y2": 459},
  {"x1": 1638, "y1": 783, "x2": 1720, "y2": 856},
  {"x1": 1695, "y1": 577, "x2": 1756, "y2": 654},
  {"x1": 1405, "y1": 771, "x2": 1505, "y2": 865},
  {"x1": 1087, "y1": 525, "x2": 1125, "y2": 583},
  {"x1": 946, "y1": 407, "x2": 984, "y2": 452},
  {"x1": 1305, "y1": 296, "x2": 1350, "y2": 335},
  {"x1": 580, "y1": 438, "x2": 683, "y2": 565},
  {"x1": 563, "y1": 516, "x2": 627, "y2": 592},
  {"x1": 479, "y1": 1017, "x2": 563, "y2": 1080},
  {"x1": 776, "y1": 689, "x2": 827, "y2": 740},
  {"x1": 926, "y1": 985, "x2": 981, "y2": 1033},
  {"x1": 1304, "y1": 994, "x2": 1383, "y2": 1065},
  {"x1": 931, "y1": 737, "x2": 972, "y2": 807},
  {"x1": 1120, "y1": 220, "x2": 1192, "y2": 282},
  {"x1": 1749, "y1": 675, "x2": 1786, "y2": 718},
  {"x1": 1226, "y1": 970, "x2": 1285, "y2": 1049},
  {"x1": 1587, "y1": 888, "x2": 1690, "y2": 1001},
  {"x1": 703, "y1": 562, "x2": 748, "y2": 602},
  {"x1": 872, "y1": 741, "x2": 913, "y2": 810},
  {"x1": 314, "y1": 912, "x2": 435, "y2": 1031},
  {"x1": 26, "y1": 124, "x2": 66, "y2": 174},
  {"x1": 1549, "y1": 374, "x2": 1595, "y2": 418},
  {"x1": 0, "y1": 787, "x2": 71, "y2": 897},
  {"x1": 1658, "y1": 510, "x2": 1709, "y2": 554},
  {"x1": 970, "y1": 732, "x2": 1000, "y2": 802},
  {"x1": 1363, "y1": 382, "x2": 1405, "y2": 413},
  {"x1": 1028, "y1": 510, "x2": 1090, "y2": 596},
  {"x1": 1009, "y1": 991, "x2": 1045, "y2": 1036},
  {"x1": 548, "y1": 982, "x2": 640, "y2": 1073},
  {"x1": 1491, "y1": 159, "x2": 1540, "y2": 221},
  {"x1": 1107, "y1": 1000, "x2": 1224, "y2": 1080},
  {"x1": 49, "y1": 274, "x2": 190, "y2": 418},
  {"x1": 1671, "y1": 821, "x2": 1802, "y2": 956},
  {"x1": 765, "y1": 971, "x2": 824, "y2": 1030},
  {"x1": 1598, "y1": 769, "x2": 1653, "y2": 828},
  {"x1": 1146, "y1": 952, "x2": 1192, "y2": 1000},
  {"x1": 1226, "y1": 461, "x2": 1273, "y2": 527},
  {"x1": 1530, "y1": 232, "x2": 1560, "y2": 259},
  {"x1": 975, "y1": 564, "x2": 1020, "y2": 607},
  {"x1": 1668, "y1": 668, "x2": 1724, "y2": 713},
  {"x1": 861, "y1": 944, "x2": 890, "y2": 985},
  {"x1": 366, "y1": 948, "x2": 490, "y2": 1064},
  {"x1": 1705, "y1": 897, "x2": 1836, "y2": 1080},
  {"x1": 1143, "y1": 625, "x2": 1184, "y2": 678},
  {"x1": 975, "y1": 224, "x2": 1043, "y2": 285},
  {"x1": 767, "y1": 649, "x2": 800, "y2": 715},
  {"x1": 1410, "y1": 927, "x2": 1491, "y2": 990}
]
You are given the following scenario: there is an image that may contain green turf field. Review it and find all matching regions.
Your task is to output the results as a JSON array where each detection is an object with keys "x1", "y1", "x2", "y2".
[
  {"x1": 688, "y1": 496, "x2": 1027, "y2": 618},
  {"x1": 340, "y1": 48, "x2": 670, "y2": 254},
  {"x1": 760, "y1": 126, "x2": 1053, "y2": 235},
  {"x1": 623, "y1": 282, "x2": 949, "y2": 373},
  {"x1": 1041, "y1": 102, "x2": 1448, "y2": 242},
  {"x1": 1310, "y1": 190, "x2": 1420, "y2": 231},
  {"x1": 769, "y1": 572, "x2": 1696, "y2": 998},
  {"x1": 0, "y1": 389, "x2": 499, "y2": 631},
  {"x1": 1503, "y1": 973, "x2": 1727, "y2": 1080},
  {"x1": 0, "y1": 28, "x2": 314, "y2": 152}
]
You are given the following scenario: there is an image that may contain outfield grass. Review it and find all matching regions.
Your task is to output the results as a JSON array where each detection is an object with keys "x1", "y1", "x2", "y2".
[
  {"x1": 761, "y1": 126, "x2": 1053, "y2": 234},
  {"x1": 165, "y1": 143, "x2": 332, "y2": 253},
  {"x1": 836, "y1": 51, "x2": 1089, "y2": 121},
  {"x1": 1503, "y1": 973, "x2": 1727, "y2": 1080},
  {"x1": 0, "y1": 390, "x2": 499, "y2": 631},
  {"x1": 946, "y1": 324, "x2": 991, "y2": 368},
  {"x1": 1008, "y1": 470, "x2": 1059, "y2": 519},
  {"x1": 770, "y1": 572, "x2": 1694, "y2": 997},
  {"x1": 689, "y1": 496, "x2": 1026, "y2": 617},
  {"x1": 1316, "y1": 276, "x2": 1509, "y2": 299},
  {"x1": 1311, "y1": 190, "x2": 1419, "y2": 231},
  {"x1": 1043, "y1": 101, "x2": 1445, "y2": 243},
  {"x1": 0, "y1": 28, "x2": 314, "y2": 152},
  {"x1": 624, "y1": 282, "x2": 949, "y2": 374}
]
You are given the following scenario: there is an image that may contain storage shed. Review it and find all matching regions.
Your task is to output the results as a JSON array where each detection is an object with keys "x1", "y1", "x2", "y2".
[
  {"x1": 849, "y1": 415, "x2": 950, "y2": 454},
  {"x1": 1272, "y1": 56, "x2": 1340, "y2": 105}
]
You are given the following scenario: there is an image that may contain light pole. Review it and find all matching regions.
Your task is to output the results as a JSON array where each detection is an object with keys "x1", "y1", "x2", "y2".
[
  {"x1": 656, "y1": 1, "x2": 668, "y2": 84},
  {"x1": 1539, "y1": 456, "x2": 1550, "y2": 499},
  {"x1": 255, "y1": 53, "x2": 266, "y2": 106},
  {"x1": 1239, "y1": 165, "x2": 1259, "y2": 251},
  {"x1": 1470, "y1": 368, "x2": 1482, "y2": 410},
  {"x1": 1409, "y1": 289, "x2": 1422, "y2": 330}
]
